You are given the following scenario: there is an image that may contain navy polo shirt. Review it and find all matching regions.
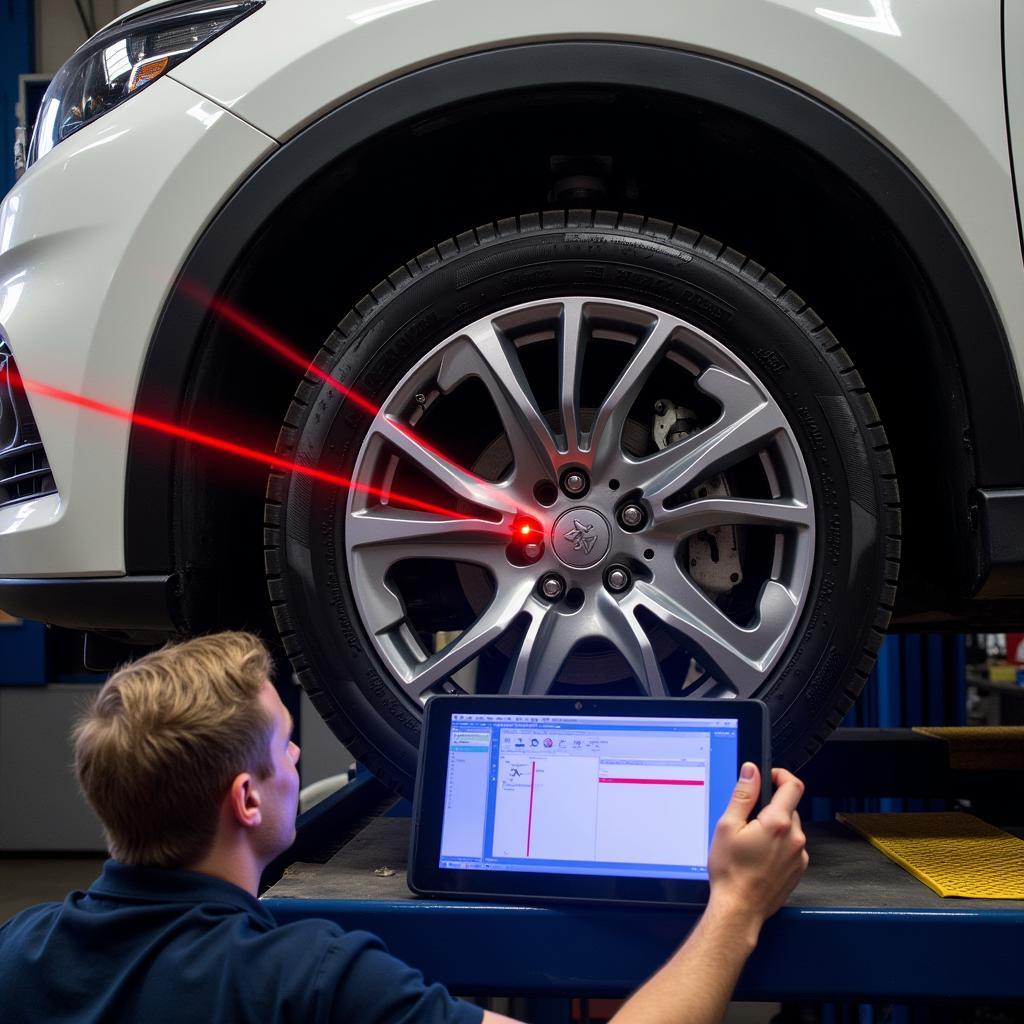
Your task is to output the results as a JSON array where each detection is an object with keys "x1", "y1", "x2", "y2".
[{"x1": 0, "y1": 860, "x2": 484, "y2": 1024}]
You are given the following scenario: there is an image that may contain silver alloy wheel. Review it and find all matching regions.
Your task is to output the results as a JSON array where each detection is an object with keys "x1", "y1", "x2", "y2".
[{"x1": 344, "y1": 296, "x2": 815, "y2": 704}]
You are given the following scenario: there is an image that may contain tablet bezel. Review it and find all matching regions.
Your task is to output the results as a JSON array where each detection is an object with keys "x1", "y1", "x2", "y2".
[{"x1": 408, "y1": 695, "x2": 771, "y2": 906}]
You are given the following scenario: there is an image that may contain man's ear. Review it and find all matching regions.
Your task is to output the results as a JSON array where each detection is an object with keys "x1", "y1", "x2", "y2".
[{"x1": 226, "y1": 772, "x2": 261, "y2": 829}]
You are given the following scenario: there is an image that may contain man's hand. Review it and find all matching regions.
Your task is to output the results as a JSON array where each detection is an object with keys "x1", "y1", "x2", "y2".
[
  {"x1": 707, "y1": 763, "x2": 808, "y2": 933},
  {"x1": 483, "y1": 764, "x2": 808, "y2": 1024}
]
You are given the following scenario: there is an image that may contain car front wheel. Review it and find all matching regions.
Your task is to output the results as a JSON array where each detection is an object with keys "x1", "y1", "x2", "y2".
[{"x1": 265, "y1": 212, "x2": 900, "y2": 795}]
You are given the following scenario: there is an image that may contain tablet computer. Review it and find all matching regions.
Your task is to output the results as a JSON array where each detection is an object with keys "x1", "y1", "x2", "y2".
[{"x1": 408, "y1": 695, "x2": 770, "y2": 906}]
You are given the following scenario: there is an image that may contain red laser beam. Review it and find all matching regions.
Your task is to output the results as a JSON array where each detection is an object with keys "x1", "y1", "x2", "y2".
[
  {"x1": 178, "y1": 280, "x2": 379, "y2": 416},
  {"x1": 15, "y1": 374, "x2": 474, "y2": 520},
  {"x1": 179, "y1": 280, "x2": 510, "y2": 500}
]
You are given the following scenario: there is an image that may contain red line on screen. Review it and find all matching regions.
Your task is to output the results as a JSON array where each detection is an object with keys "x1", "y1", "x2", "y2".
[
  {"x1": 598, "y1": 777, "x2": 705, "y2": 786},
  {"x1": 526, "y1": 761, "x2": 536, "y2": 856}
]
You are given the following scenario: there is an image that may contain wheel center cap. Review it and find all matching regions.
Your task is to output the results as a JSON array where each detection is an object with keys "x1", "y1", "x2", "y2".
[{"x1": 551, "y1": 507, "x2": 611, "y2": 569}]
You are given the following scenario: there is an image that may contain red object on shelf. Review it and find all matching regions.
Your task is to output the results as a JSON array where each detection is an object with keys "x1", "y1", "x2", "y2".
[{"x1": 1007, "y1": 634, "x2": 1024, "y2": 665}]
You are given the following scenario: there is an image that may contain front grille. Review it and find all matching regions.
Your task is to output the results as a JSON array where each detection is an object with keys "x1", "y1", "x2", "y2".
[{"x1": 0, "y1": 338, "x2": 57, "y2": 508}]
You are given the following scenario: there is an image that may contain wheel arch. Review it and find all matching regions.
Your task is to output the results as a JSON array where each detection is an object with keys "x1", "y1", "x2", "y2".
[{"x1": 124, "y1": 41, "x2": 1022, "y2": 633}]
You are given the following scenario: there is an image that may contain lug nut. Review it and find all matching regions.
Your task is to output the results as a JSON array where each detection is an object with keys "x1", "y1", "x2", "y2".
[
  {"x1": 540, "y1": 574, "x2": 565, "y2": 600},
  {"x1": 562, "y1": 470, "x2": 588, "y2": 496},
  {"x1": 523, "y1": 542, "x2": 543, "y2": 561},
  {"x1": 619, "y1": 504, "x2": 645, "y2": 529},
  {"x1": 606, "y1": 566, "x2": 631, "y2": 592}
]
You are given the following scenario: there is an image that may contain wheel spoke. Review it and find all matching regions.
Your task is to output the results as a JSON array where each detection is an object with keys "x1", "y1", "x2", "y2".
[
  {"x1": 503, "y1": 607, "x2": 580, "y2": 696},
  {"x1": 348, "y1": 509, "x2": 512, "y2": 573},
  {"x1": 437, "y1": 326, "x2": 556, "y2": 485},
  {"x1": 558, "y1": 299, "x2": 588, "y2": 454},
  {"x1": 405, "y1": 578, "x2": 536, "y2": 696},
  {"x1": 371, "y1": 414, "x2": 518, "y2": 515},
  {"x1": 501, "y1": 601, "x2": 546, "y2": 696},
  {"x1": 650, "y1": 495, "x2": 813, "y2": 538},
  {"x1": 589, "y1": 315, "x2": 676, "y2": 465},
  {"x1": 596, "y1": 591, "x2": 669, "y2": 697},
  {"x1": 347, "y1": 576, "x2": 407, "y2": 645},
  {"x1": 503, "y1": 592, "x2": 668, "y2": 697},
  {"x1": 632, "y1": 577, "x2": 797, "y2": 697},
  {"x1": 625, "y1": 368, "x2": 787, "y2": 505}
]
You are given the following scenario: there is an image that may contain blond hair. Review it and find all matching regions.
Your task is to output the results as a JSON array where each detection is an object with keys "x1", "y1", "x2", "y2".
[{"x1": 74, "y1": 632, "x2": 275, "y2": 868}]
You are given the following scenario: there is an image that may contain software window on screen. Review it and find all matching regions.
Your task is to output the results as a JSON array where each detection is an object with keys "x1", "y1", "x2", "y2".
[{"x1": 439, "y1": 714, "x2": 738, "y2": 880}]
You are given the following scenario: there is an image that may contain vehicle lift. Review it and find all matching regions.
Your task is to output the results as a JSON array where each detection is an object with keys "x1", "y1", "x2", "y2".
[{"x1": 259, "y1": 727, "x2": 1024, "y2": 1007}]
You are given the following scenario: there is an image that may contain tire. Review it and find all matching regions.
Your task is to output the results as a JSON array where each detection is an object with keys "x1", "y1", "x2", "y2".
[{"x1": 265, "y1": 211, "x2": 901, "y2": 796}]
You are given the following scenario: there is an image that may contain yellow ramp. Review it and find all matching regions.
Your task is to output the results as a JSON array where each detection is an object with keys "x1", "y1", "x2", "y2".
[{"x1": 837, "y1": 811, "x2": 1024, "y2": 899}]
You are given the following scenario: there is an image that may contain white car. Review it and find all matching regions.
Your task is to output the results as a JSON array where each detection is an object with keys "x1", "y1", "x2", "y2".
[{"x1": 1, "y1": 0, "x2": 1023, "y2": 792}]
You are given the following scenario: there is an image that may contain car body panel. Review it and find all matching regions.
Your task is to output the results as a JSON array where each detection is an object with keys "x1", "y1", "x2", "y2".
[
  {"x1": 168, "y1": 0, "x2": 1024, "y2": 416},
  {"x1": 1005, "y1": 0, "x2": 1024, "y2": 255},
  {"x1": 0, "y1": 0, "x2": 1022, "y2": 589},
  {"x1": 0, "y1": 76, "x2": 275, "y2": 576}
]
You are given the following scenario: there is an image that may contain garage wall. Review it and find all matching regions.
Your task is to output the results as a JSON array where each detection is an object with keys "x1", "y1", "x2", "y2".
[
  {"x1": 0, "y1": 684, "x2": 106, "y2": 851},
  {"x1": 35, "y1": 0, "x2": 137, "y2": 73},
  {"x1": 0, "y1": 681, "x2": 351, "y2": 852},
  {"x1": 298, "y1": 690, "x2": 354, "y2": 789}
]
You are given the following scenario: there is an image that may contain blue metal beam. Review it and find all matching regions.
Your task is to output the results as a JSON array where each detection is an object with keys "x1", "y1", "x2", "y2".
[
  {"x1": 1, "y1": 1, "x2": 34, "y2": 198},
  {"x1": 263, "y1": 898, "x2": 1024, "y2": 1001}
]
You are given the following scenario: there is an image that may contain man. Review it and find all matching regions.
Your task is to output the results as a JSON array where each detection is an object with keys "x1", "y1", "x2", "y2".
[{"x1": 0, "y1": 632, "x2": 808, "y2": 1023}]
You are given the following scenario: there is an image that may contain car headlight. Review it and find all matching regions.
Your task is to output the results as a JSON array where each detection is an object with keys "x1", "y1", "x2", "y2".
[{"x1": 28, "y1": 0, "x2": 263, "y2": 168}]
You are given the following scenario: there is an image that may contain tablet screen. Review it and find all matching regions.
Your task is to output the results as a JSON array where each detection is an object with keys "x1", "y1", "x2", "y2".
[
  {"x1": 438, "y1": 711, "x2": 738, "y2": 881},
  {"x1": 409, "y1": 696, "x2": 768, "y2": 905}
]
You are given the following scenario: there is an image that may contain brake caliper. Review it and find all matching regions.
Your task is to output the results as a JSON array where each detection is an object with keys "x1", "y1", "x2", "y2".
[{"x1": 651, "y1": 398, "x2": 743, "y2": 597}]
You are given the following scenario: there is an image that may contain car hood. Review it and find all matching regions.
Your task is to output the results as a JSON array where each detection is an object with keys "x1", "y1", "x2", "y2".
[{"x1": 98, "y1": 0, "x2": 272, "y2": 35}]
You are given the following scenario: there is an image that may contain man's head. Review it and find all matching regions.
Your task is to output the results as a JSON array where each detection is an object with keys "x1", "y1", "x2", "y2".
[{"x1": 74, "y1": 632, "x2": 297, "y2": 869}]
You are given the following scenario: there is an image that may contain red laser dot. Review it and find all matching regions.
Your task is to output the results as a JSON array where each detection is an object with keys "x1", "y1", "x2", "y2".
[{"x1": 511, "y1": 514, "x2": 544, "y2": 541}]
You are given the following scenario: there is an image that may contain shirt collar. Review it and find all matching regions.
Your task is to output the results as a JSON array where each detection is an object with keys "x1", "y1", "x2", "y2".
[{"x1": 89, "y1": 859, "x2": 275, "y2": 923}]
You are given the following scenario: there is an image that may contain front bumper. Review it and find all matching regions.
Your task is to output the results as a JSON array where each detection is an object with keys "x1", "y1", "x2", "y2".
[
  {"x1": 0, "y1": 75, "x2": 274, "y2": 578},
  {"x1": 0, "y1": 574, "x2": 178, "y2": 631}
]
